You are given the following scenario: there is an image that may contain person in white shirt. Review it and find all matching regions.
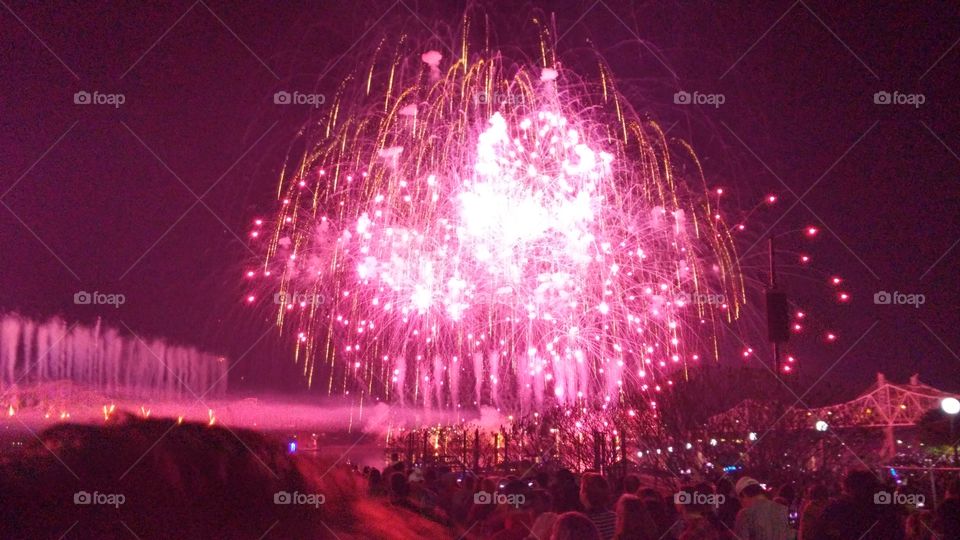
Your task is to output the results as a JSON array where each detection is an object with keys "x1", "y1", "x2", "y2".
[{"x1": 734, "y1": 476, "x2": 794, "y2": 540}]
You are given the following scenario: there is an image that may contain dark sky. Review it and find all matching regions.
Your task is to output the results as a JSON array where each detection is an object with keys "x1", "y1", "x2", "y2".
[{"x1": 1, "y1": 0, "x2": 958, "y2": 402}]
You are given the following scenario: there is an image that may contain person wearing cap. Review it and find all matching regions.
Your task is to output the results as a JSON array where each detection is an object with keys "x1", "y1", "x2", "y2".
[
  {"x1": 733, "y1": 476, "x2": 793, "y2": 540},
  {"x1": 408, "y1": 468, "x2": 425, "y2": 483},
  {"x1": 407, "y1": 468, "x2": 447, "y2": 523}
]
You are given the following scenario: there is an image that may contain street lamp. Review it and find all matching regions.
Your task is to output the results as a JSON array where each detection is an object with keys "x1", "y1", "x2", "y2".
[
  {"x1": 763, "y1": 226, "x2": 832, "y2": 377},
  {"x1": 942, "y1": 397, "x2": 960, "y2": 415},
  {"x1": 942, "y1": 398, "x2": 960, "y2": 463}
]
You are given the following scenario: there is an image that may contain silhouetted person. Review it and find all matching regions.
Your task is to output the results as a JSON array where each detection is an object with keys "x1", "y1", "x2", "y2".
[
  {"x1": 0, "y1": 417, "x2": 449, "y2": 539},
  {"x1": 715, "y1": 477, "x2": 742, "y2": 532},
  {"x1": 906, "y1": 510, "x2": 937, "y2": 540},
  {"x1": 815, "y1": 469, "x2": 903, "y2": 540},
  {"x1": 676, "y1": 483, "x2": 721, "y2": 540},
  {"x1": 368, "y1": 467, "x2": 384, "y2": 496},
  {"x1": 638, "y1": 487, "x2": 673, "y2": 538},
  {"x1": 552, "y1": 469, "x2": 582, "y2": 513},
  {"x1": 530, "y1": 488, "x2": 559, "y2": 540},
  {"x1": 614, "y1": 494, "x2": 658, "y2": 540},
  {"x1": 734, "y1": 476, "x2": 792, "y2": 540},
  {"x1": 798, "y1": 483, "x2": 828, "y2": 540},
  {"x1": 552, "y1": 511, "x2": 602, "y2": 540},
  {"x1": 581, "y1": 472, "x2": 617, "y2": 540},
  {"x1": 937, "y1": 477, "x2": 960, "y2": 540},
  {"x1": 622, "y1": 474, "x2": 641, "y2": 495}
]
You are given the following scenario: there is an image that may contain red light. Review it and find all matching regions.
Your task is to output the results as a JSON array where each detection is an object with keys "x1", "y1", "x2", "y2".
[
  {"x1": 831, "y1": 276, "x2": 841, "y2": 285},
  {"x1": 806, "y1": 226, "x2": 819, "y2": 237},
  {"x1": 826, "y1": 333, "x2": 836, "y2": 342},
  {"x1": 838, "y1": 292, "x2": 850, "y2": 302},
  {"x1": 766, "y1": 194, "x2": 777, "y2": 204},
  {"x1": 795, "y1": 311, "x2": 805, "y2": 319},
  {"x1": 799, "y1": 254, "x2": 810, "y2": 263}
]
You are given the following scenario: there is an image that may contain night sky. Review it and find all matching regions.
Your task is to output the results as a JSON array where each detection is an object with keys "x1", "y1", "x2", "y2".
[{"x1": 1, "y1": 0, "x2": 958, "y2": 402}]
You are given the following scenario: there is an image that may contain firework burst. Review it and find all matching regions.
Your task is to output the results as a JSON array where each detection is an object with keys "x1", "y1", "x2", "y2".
[{"x1": 248, "y1": 31, "x2": 745, "y2": 414}]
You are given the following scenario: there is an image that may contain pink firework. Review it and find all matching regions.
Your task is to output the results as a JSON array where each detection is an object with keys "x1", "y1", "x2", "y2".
[{"x1": 248, "y1": 41, "x2": 744, "y2": 414}]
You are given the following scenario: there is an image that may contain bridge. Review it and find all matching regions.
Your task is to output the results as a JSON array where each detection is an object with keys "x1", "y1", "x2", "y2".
[{"x1": 707, "y1": 373, "x2": 960, "y2": 460}]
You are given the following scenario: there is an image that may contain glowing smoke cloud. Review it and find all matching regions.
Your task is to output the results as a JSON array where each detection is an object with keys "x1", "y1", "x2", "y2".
[{"x1": 249, "y1": 38, "x2": 743, "y2": 414}]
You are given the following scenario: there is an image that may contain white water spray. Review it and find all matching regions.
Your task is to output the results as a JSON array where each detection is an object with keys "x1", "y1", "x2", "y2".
[{"x1": 0, "y1": 313, "x2": 227, "y2": 398}]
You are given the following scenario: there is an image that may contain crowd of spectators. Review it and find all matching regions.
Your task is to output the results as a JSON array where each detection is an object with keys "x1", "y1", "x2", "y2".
[
  {"x1": 366, "y1": 453, "x2": 960, "y2": 540},
  {"x1": 3, "y1": 418, "x2": 957, "y2": 539}
]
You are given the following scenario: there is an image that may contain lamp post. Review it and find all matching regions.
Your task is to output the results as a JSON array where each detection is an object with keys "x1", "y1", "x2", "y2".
[
  {"x1": 942, "y1": 397, "x2": 960, "y2": 464},
  {"x1": 814, "y1": 420, "x2": 828, "y2": 471},
  {"x1": 767, "y1": 236, "x2": 789, "y2": 375},
  {"x1": 765, "y1": 227, "x2": 821, "y2": 379}
]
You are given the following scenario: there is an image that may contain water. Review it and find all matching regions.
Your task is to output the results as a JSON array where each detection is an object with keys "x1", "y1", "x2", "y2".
[{"x1": 0, "y1": 313, "x2": 227, "y2": 398}]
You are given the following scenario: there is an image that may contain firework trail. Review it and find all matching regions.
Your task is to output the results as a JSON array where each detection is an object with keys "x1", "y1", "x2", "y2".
[{"x1": 248, "y1": 28, "x2": 745, "y2": 414}]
